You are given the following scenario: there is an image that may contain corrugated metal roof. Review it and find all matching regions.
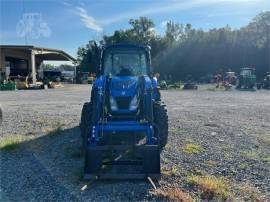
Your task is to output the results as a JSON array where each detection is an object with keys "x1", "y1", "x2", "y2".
[{"x1": 0, "y1": 45, "x2": 76, "y2": 62}]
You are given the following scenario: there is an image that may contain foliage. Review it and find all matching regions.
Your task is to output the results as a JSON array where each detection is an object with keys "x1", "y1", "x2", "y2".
[
  {"x1": 77, "y1": 40, "x2": 100, "y2": 73},
  {"x1": 183, "y1": 143, "x2": 203, "y2": 154},
  {"x1": 155, "y1": 11, "x2": 270, "y2": 80},
  {"x1": 45, "y1": 123, "x2": 64, "y2": 135},
  {"x1": 187, "y1": 175, "x2": 230, "y2": 200},
  {"x1": 152, "y1": 187, "x2": 193, "y2": 202},
  {"x1": 161, "y1": 166, "x2": 180, "y2": 176},
  {"x1": 76, "y1": 12, "x2": 270, "y2": 79},
  {"x1": 0, "y1": 135, "x2": 26, "y2": 151}
]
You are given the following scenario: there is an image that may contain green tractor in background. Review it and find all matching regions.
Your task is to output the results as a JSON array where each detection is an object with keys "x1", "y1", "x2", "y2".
[
  {"x1": 236, "y1": 68, "x2": 256, "y2": 89},
  {"x1": 257, "y1": 72, "x2": 270, "y2": 90}
]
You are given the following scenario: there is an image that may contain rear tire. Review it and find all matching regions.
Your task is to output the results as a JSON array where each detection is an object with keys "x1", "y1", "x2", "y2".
[
  {"x1": 153, "y1": 103, "x2": 168, "y2": 151},
  {"x1": 0, "y1": 106, "x2": 2, "y2": 125},
  {"x1": 80, "y1": 102, "x2": 93, "y2": 152}
]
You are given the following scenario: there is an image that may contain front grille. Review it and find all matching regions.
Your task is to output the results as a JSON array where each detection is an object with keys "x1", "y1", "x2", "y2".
[{"x1": 115, "y1": 96, "x2": 131, "y2": 109}]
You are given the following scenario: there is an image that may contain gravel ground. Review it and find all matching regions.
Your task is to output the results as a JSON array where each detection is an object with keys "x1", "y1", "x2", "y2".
[{"x1": 0, "y1": 84, "x2": 269, "y2": 201}]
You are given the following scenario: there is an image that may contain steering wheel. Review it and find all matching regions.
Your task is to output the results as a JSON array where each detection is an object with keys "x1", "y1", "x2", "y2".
[{"x1": 118, "y1": 66, "x2": 133, "y2": 76}]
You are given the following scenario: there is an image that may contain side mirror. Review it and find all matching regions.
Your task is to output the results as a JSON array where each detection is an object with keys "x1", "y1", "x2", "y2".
[{"x1": 150, "y1": 71, "x2": 154, "y2": 78}]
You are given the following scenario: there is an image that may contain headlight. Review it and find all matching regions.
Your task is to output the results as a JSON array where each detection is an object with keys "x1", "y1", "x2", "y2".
[
  {"x1": 110, "y1": 96, "x2": 118, "y2": 111},
  {"x1": 129, "y1": 95, "x2": 138, "y2": 111}
]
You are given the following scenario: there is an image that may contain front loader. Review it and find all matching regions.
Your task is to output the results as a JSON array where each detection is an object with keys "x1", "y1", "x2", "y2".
[{"x1": 80, "y1": 44, "x2": 168, "y2": 180}]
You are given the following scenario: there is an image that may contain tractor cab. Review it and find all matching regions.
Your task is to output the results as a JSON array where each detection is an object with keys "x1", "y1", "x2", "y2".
[
  {"x1": 237, "y1": 67, "x2": 256, "y2": 89},
  {"x1": 101, "y1": 44, "x2": 153, "y2": 115},
  {"x1": 240, "y1": 68, "x2": 255, "y2": 77}
]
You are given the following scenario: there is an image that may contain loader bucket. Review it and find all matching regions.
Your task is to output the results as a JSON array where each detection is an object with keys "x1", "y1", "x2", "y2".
[{"x1": 84, "y1": 145, "x2": 160, "y2": 180}]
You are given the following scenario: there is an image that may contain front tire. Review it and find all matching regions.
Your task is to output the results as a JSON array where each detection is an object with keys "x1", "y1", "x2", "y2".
[
  {"x1": 80, "y1": 102, "x2": 93, "y2": 152},
  {"x1": 153, "y1": 103, "x2": 168, "y2": 151}
]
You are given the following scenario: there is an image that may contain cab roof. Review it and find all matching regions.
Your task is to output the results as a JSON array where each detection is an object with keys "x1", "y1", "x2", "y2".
[{"x1": 102, "y1": 43, "x2": 150, "y2": 51}]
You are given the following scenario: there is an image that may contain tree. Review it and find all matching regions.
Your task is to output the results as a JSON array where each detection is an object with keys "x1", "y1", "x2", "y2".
[
  {"x1": 129, "y1": 17, "x2": 155, "y2": 44},
  {"x1": 77, "y1": 12, "x2": 270, "y2": 80},
  {"x1": 77, "y1": 40, "x2": 100, "y2": 73},
  {"x1": 165, "y1": 21, "x2": 184, "y2": 44}
]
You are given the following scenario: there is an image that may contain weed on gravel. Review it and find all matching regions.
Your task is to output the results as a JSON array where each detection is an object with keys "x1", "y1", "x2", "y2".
[
  {"x1": 151, "y1": 187, "x2": 193, "y2": 202},
  {"x1": 0, "y1": 135, "x2": 27, "y2": 151},
  {"x1": 187, "y1": 175, "x2": 230, "y2": 200},
  {"x1": 183, "y1": 143, "x2": 203, "y2": 154},
  {"x1": 45, "y1": 123, "x2": 64, "y2": 136},
  {"x1": 161, "y1": 166, "x2": 180, "y2": 176},
  {"x1": 235, "y1": 182, "x2": 263, "y2": 201},
  {"x1": 243, "y1": 150, "x2": 270, "y2": 163}
]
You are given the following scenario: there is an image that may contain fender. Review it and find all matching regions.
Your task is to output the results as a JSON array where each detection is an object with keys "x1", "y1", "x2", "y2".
[{"x1": 91, "y1": 75, "x2": 106, "y2": 123}]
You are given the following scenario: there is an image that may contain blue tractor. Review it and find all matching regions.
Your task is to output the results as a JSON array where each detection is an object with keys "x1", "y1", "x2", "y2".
[{"x1": 80, "y1": 44, "x2": 168, "y2": 180}]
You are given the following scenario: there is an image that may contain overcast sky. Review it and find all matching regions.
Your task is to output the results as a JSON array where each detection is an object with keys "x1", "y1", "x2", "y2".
[{"x1": 0, "y1": 0, "x2": 269, "y2": 61}]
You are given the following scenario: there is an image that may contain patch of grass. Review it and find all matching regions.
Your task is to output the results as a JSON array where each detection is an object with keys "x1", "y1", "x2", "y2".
[
  {"x1": 250, "y1": 133, "x2": 270, "y2": 146},
  {"x1": 237, "y1": 183, "x2": 262, "y2": 201},
  {"x1": 262, "y1": 156, "x2": 270, "y2": 163},
  {"x1": 169, "y1": 127, "x2": 182, "y2": 134},
  {"x1": 151, "y1": 187, "x2": 193, "y2": 202},
  {"x1": 258, "y1": 135, "x2": 270, "y2": 145},
  {"x1": 183, "y1": 143, "x2": 203, "y2": 154},
  {"x1": 187, "y1": 175, "x2": 230, "y2": 200},
  {"x1": 243, "y1": 150, "x2": 270, "y2": 163},
  {"x1": 161, "y1": 166, "x2": 180, "y2": 176},
  {"x1": 238, "y1": 163, "x2": 249, "y2": 170},
  {"x1": 244, "y1": 151, "x2": 260, "y2": 160},
  {"x1": 184, "y1": 138, "x2": 194, "y2": 143},
  {"x1": 205, "y1": 160, "x2": 219, "y2": 167},
  {"x1": 46, "y1": 123, "x2": 64, "y2": 135},
  {"x1": 0, "y1": 135, "x2": 25, "y2": 151},
  {"x1": 198, "y1": 84, "x2": 218, "y2": 91}
]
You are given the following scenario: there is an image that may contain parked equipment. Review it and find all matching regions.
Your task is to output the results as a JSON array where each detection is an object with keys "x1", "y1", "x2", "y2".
[
  {"x1": 0, "y1": 81, "x2": 16, "y2": 91},
  {"x1": 224, "y1": 72, "x2": 237, "y2": 85},
  {"x1": 183, "y1": 82, "x2": 198, "y2": 90},
  {"x1": 183, "y1": 75, "x2": 198, "y2": 90},
  {"x1": 80, "y1": 44, "x2": 168, "y2": 180},
  {"x1": 257, "y1": 72, "x2": 270, "y2": 90},
  {"x1": 236, "y1": 68, "x2": 256, "y2": 89},
  {"x1": 159, "y1": 80, "x2": 168, "y2": 90}
]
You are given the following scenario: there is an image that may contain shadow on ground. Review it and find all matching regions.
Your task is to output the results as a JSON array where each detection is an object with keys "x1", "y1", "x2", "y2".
[{"x1": 1, "y1": 126, "x2": 153, "y2": 201}]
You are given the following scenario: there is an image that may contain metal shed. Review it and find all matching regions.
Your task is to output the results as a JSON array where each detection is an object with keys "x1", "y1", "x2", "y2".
[{"x1": 0, "y1": 45, "x2": 76, "y2": 84}]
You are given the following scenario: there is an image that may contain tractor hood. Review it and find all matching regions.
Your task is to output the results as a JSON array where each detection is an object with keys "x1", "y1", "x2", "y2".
[
  {"x1": 94, "y1": 74, "x2": 157, "y2": 113},
  {"x1": 108, "y1": 76, "x2": 141, "y2": 113},
  {"x1": 109, "y1": 76, "x2": 138, "y2": 97}
]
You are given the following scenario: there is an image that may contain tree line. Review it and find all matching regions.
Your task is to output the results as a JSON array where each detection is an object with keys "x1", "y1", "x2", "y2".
[{"x1": 77, "y1": 11, "x2": 270, "y2": 80}]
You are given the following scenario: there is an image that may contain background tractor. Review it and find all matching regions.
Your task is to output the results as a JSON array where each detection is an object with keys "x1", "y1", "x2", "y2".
[
  {"x1": 224, "y1": 72, "x2": 237, "y2": 85},
  {"x1": 257, "y1": 72, "x2": 270, "y2": 90},
  {"x1": 159, "y1": 80, "x2": 168, "y2": 90},
  {"x1": 80, "y1": 44, "x2": 168, "y2": 180},
  {"x1": 236, "y1": 68, "x2": 256, "y2": 89},
  {"x1": 183, "y1": 75, "x2": 198, "y2": 90}
]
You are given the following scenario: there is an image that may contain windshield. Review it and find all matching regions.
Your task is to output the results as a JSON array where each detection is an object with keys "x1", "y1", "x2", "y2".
[
  {"x1": 240, "y1": 70, "x2": 252, "y2": 76},
  {"x1": 103, "y1": 50, "x2": 148, "y2": 76}
]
